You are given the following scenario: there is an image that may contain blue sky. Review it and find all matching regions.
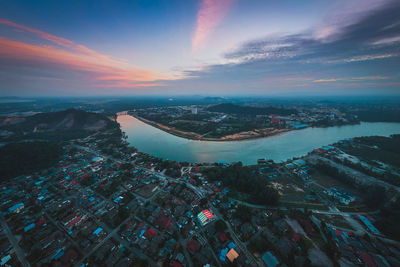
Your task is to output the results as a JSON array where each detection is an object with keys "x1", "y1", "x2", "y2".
[{"x1": 0, "y1": 0, "x2": 399, "y2": 96}]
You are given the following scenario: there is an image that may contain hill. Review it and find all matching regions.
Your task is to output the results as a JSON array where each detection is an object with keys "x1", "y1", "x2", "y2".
[
  {"x1": 207, "y1": 103, "x2": 296, "y2": 116},
  {"x1": 0, "y1": 109, "x2": 118, "y2": 142}
]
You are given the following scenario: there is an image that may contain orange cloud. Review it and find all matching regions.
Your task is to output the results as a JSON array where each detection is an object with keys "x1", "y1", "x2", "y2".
[
  {"x1": 313, "y1": 79, "x2": 338, "y2": 82},
  {"x1": 96, "y1": 82, "x2": 165, "y2": 88},
  {"x1": 0, "y1": 19, "x2": 174, "y2": 88},
  {"x1": 192, "y1": 0, "x2": 234, "y2": 52}
]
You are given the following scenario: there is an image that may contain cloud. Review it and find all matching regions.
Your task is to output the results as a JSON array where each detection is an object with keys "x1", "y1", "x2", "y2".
[
  {"x1": 351, "y1": 76, "x2": 388, "y2": 80},
  {"x1": 192, "y1": 0, "x2": 234, "y2": 52},
  {"x1": 0, "y1": 19, "x2": 174, "y2": 89},
  {"x1": 313, "y1": 76, "x2": 388, "y2": 83},
  {"x1": 313, "y1": 79, "x2": 338, "y2": 83},
  {"x1": 372, "y1": 35, "x2": 400, "y2": 46},
  {"x1": 176, "y1": 1, "x2": 400, "y2": 95},
  {"x1": 0, "y1": 19, "x2": 117, "y2": 63}
]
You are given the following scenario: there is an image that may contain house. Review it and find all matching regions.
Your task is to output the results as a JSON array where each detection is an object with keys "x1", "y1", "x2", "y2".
[
  {"x1": 197, "y1": 209, "x2": 215, "y2": 226},
  {"x1": 187, "y1": 239, "x2": 201, "y2": 254},
  {"x1": 8, "y1": 203, "x2": 24, "y2": 213},
  {"x1": 327, "y1": 187, "x2": 355, "y2": 205},
  {"x1": 93, "y1": 227, "x2": 103, "y2": 235},
  {"x1": 262, "y1": 251, "x2": 280, "y2": 267},
  {"x1": 226, "y1": 248, "x2": 239, "y2": 263},
  {"x1": 144, "y1": 228, "x2": 157, "y2": 239},
  {"x1": 293, "y1": 159, "x2": 306, "y2": 167},
  {"x1": 155, "y1": 212, "x2": 173, "y2": 230}
]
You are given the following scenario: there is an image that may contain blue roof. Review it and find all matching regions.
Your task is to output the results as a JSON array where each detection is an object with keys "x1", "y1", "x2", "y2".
[
  {"x1": 93, "y1": 227, "x2": 103, "y2": 235},
  {"x1": 139, "y1": 229, "x2": 146, "y2": 237},
  {"x1": 292, "y1": 124, "x2": 308, "y2": 128},
  {"x1": 262, "y1": 251, "x2": 279, "y2": 267},
  {"x1": 24, "y1": 223, "x2": 36, "y2": 232},
  {"x1": 92, "y1": 157, "x2": 103, "y2": 162},
  {"x1": 358, "y1": 215, "x2": 380, "y2": 234},
  {"x1": 53, "y1": 249, "x2": 64, "y2": 260},
  {"x1": 8, "y1": 203, "x2": 24, "y2": 212},
  {"x1": 219, "y1": 248, "x2": 228, "y2": 261},
  {"x1": 114, "y1": 196, "x2": 122, "y2": 203},
  {"x1": 228, "y1": 242, "x2": 236, "y2": 249}
]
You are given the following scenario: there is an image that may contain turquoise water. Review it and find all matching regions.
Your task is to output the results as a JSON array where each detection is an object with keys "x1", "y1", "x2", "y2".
[{"x1": 118, "y1": 115, "x2": 400, "y2": 165}]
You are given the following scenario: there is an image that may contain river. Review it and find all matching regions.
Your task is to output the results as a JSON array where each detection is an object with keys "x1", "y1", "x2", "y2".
[{"x1": 117, "y1": 114, "x2": 400, "y2": 165}]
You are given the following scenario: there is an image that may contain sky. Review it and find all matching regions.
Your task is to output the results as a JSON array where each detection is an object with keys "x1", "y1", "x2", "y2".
[{"x1": 0, "y1": 0, "x2": 399, "y2": 96}]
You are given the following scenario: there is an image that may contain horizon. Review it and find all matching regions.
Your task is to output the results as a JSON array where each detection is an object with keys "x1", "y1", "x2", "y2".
[{"x1": 0, "y1": 0, "x2": 400, "y2": 96}]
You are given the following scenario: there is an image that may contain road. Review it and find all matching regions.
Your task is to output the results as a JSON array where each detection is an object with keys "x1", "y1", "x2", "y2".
[
  {"x1": 0, "y1": 214, "x2": 31, "y2": 267},
  {"x1": 73, "y1": 142, "x2": 265, "y2": 266},
  {"x1": 211, "y1": 208, "x2": 265, "y2": 267}
]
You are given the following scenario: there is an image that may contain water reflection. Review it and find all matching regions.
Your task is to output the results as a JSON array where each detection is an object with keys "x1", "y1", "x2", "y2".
[{"x1": 118, "y1": 115, "x2": 400, "y2": 165}]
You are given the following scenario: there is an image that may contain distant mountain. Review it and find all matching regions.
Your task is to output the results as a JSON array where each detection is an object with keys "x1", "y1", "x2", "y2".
[
  {"x1": 0, "y1": 109, "x2": 117, "y2": 142},
  {"x1": 207, "y1": 103, "x2": 297, "y2": 116}
]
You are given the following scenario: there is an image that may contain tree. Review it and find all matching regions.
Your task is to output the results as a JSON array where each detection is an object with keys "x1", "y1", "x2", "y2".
[{"x1": 215, "y1": 219, "x2": 227, "y2": 232}]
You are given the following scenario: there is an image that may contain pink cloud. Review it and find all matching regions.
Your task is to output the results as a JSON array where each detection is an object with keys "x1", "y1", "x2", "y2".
[
  {"x1": 0, "y1": 19, "x2": 117, "y2": 63},
  {"x1": 192, "y1": 0, "x2": 234, "y2": 52},
  {"x1": 0, "y1": 19, "x2": 175, "y2": 89}
]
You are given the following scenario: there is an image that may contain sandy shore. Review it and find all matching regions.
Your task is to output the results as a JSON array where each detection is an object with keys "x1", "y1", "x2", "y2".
[{"x1": 131, "y1": 114, "x2": 292, "y2": 141}]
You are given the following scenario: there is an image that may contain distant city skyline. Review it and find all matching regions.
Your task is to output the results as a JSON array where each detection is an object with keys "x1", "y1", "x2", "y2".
[{"x1": 0, "y1": 0, "x2": 399, "y2": 96}]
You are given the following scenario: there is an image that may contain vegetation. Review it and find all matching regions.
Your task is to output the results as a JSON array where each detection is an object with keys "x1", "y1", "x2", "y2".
[
  {"x1": 313, "y1": 161, "x2": 355, "y2": 188},
  {"x1": 355, "y1": 109, "x2": 400, "y2": 122},
  {"x1": 207, "y1": 103, "x2": 297, "y2": 116},
  {"x1": 1, "y1": 109, "x2": 119, "y2": 142},
  {"x1": 0, "y1": 141, "x2": 63, "y2": 180},
  {"x1": 375, "y1": 199, "x2": 400, "y2": 241},
  {"x1": 202, "y1": 163, "x2": 279, "y2": 205}
]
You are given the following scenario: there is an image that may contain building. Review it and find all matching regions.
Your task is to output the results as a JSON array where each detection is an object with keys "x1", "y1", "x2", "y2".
[
  {"x1": 293, "y1": 159, "x2": 306, "y2": 167},
  {"x1": 92, "y1": 156, "x2": 104, "y2": 162},
  {"x1": 358, "y1": 215, "x2": 380, "y2": 235},
  {"x1": 197, "y1": 209, "x2": 215, "y2": 226},
  {"x1": 262, "y1": 251, "x2": 280, "y2": 267},
  {"x1": 326, "y1": 187, "x2": 355, "y2": 205},
  {"x1": 226, "y1": 248, "x2": 239, "y2": 263},
  {"x1": 8, "y1": 203, "x2": 24, "y2": 213},
  {"x1": 191, "y1": 107, "x2": 198, "y2": 114}
]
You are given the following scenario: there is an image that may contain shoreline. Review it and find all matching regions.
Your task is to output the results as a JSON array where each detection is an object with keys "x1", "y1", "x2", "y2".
[{"x1": 129, "y1": 113, "x2": 293, "y2": 142}]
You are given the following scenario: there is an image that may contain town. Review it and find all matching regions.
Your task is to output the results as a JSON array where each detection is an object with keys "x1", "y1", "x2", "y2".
[
  {"x1": 131, "y1": 103, "x2": 360, "y2": 141},
  {"x1": 1, "y1": 114, "x2": 400, "y2": 267}
]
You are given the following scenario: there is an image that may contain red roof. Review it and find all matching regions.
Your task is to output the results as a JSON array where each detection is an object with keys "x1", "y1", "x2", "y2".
[
  {"x1": 172, "y1": 261, "x2": 183, "y2": 267},
  {"x1": 144, "y1": 228, "x2": 157, "y2": 239},
  {"x1": 156, "y1": 212, "x2": 172, "y2": 230},
  {"x1": 271, "y1": 118, "x2": 281, "y2": 124},
  {"x1": 360, "y1": 253, "x2": 376, "y2": 267},
  {"x1": 36, "y1": 218, "x2": 46, "y2": 226},
  {"x1": 61, "y1": 248, "x2": 79, "y2": 264},
  {"x1": 66, "y1": 216, "x2": 81, "y2": 228},
  {"x1": 203, "y1": 209, "x2": 214, "y2": 219},
  {"x1": 292, "y1": 233, "x2": 301, "y2": 242},
  {"x1": 219, "y1": 232, "x2": 227, "y2": 242},
  {"x1": 187, "y1": 239, "x2": 201, "y2": 253},
  {"x1": 334, "y1": 229, "x2": 343, "y2": 236}
]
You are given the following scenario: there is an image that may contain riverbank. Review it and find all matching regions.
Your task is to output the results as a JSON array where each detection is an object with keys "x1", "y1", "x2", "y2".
[
  {"x1": 131, "y1": 114, "x2": 291, "y2": 142},
  {"x1": 118, "y1": 115, "x2": 400, "y2": 165}
]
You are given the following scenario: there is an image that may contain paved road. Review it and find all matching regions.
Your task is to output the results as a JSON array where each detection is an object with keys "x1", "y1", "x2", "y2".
[
  {"x1": 0, "y1": 214, "x2": 31, "y2": 267},
  {"x1": 211, "y1": 208, "x2": 264, "y2": 267}
]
